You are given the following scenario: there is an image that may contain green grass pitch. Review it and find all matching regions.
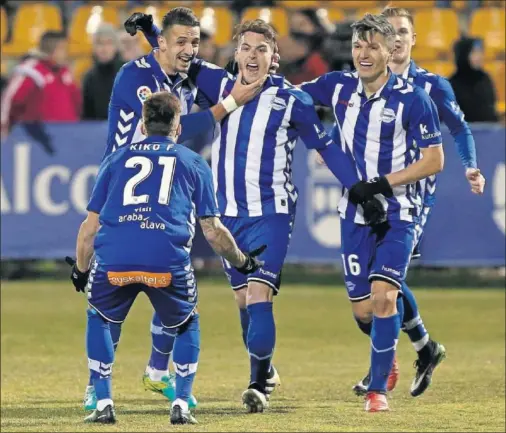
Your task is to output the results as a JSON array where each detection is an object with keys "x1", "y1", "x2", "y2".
[{"x1": 1, "y1": 280, "x2": 504, "y2": 432}]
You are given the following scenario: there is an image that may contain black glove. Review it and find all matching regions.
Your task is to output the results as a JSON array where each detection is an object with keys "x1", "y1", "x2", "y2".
[
  {"x1": 235, "y1": 245, "x2": 267, "y2": 275},
  {"x1": 124, "y1": 12, "x2": 153, "y2": 36},
  {"x1": 349, "y1": 176, "x2": 394, "y2": 205},
  {"x1": 65, "y1": 256, "x2": 90, "y2": 293},
  {"x1": 362, "y1": 197, "x2": 387, "y2": 226}
]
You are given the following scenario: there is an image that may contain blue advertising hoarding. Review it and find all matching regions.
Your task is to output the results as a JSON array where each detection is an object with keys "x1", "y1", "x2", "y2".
[{"x1": 1, "y1": 122, "x2": 504, "y2": 266}]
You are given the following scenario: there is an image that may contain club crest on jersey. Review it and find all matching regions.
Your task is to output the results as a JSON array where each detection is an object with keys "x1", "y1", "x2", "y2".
[
  {"x1": 137, "y1": 86, "x2": 152, "y2": 104},
  {"x1": 380, "y1": 108, "x2": 396, "y2": 123}
]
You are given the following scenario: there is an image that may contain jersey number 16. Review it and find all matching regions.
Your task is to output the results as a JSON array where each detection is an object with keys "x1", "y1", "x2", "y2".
[{"x1": 123, "y1": 156, "x2": 176, "y2": 206}]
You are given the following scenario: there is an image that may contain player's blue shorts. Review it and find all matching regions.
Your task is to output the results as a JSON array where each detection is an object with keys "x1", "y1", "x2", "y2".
[
  {"x1": 86, "y1": 261, "x2": 197, "y2": 328},
  {"x1": 340, "y1": 218, "x2": 415, "y2": 302},
  {"x1": 220, "y1": 213, "x2": 295, "y2": 294},
  {"x1": 412, "y1": 204, "x2": 433, "y2": 259}
]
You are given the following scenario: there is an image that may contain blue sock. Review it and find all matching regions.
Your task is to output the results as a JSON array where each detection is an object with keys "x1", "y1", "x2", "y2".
[
  {"x1": 86, "y1": 308, "x2": 114, "y2": 405},
  {"x1": 369, "y1": 313, "x2": 401, "y2": 393},
  {"x1": 148, "y1": 312, "x2": 176, "y2": 372},
  {"x1": 88, "y1": 322, "x2": 121, "y2": 386},
  {"x1": 247, "y1": 302, "x2": 275, "y2": 390},
  {"x1": 172, "y1": 314, "x2": 200, "y2": 403},
  {"x1": 401, "y1": 282, "x2": 430, "y2": 354},
  {"x1": 239, "y1": 308, "x2": 249, "y2": 348}
]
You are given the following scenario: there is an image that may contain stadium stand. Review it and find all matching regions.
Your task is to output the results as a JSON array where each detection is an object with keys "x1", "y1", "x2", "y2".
[
  {"x1": 385, "y1": 0, "x2": 435, "y2": 9},
  {"x1": 469, "y1": 7, "x2": 505, "y2": 60},
  {"x1": 241, "y1": 7, "x2": 289, "y2": 38},
  {"x1": 2, "y1": 3, "x2": 63, "y2": 56},
  {"x1": 484, "y1": 60, "x2": 506, "y2": 113},
  {"x1": 72, "y1": 57, "x2": 93, "y2": 85},
  {"x1": 1, "y1": 7, "x2": 7, "y2": 43},
  {"x1": 193, "y1": 7, "x2": 234, "y2": 47},
  {"x1": 412, "y1": 9, "x2": 460, "y2": 60},
  {"x1": 327, "y1": 1, "x2": 379, "y2": 9},
  {"x1": 418, "y1": 61, "x2": 455, "y2": 78},
  {"x1": 68, "y1": 5, "x2": 120, "y2": 57},
  {"x1": 319, "y1": 8, "x2": 344, "y2": 25},
  {"x1": 0, "y1": 0, "x2": 503, "y2": 101},
  {"x1": 282, "y1": 1, "x2": 321, "y2": 8}
]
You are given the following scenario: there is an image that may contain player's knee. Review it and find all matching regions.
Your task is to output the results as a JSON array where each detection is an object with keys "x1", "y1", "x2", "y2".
[
  {"x1": 370, "y1": 280, "x2": 398, "y2": 317},
  {"x1": 351, "y1": 297, "x2": 373, "y2": 324},
  {"x1": 234, "y1": 287, "x2": 247, "y2": 309},
  {"x1": 246, "y1": 281, "x2": 272, "y2": 305}
]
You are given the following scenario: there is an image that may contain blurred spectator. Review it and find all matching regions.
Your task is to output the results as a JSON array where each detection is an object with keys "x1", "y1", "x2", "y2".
[
  {"x1": 1, "y1": 31, "x2": 81, "y2": 138},
  {"x1": 230, "y1": 0, "x2": 275, "y2": 15},
  {"x1": 449, "y1": 37, "x2": 498, "y2": 123},
  {"x1": 323, "y1": 19, "x2": 354, "y2": 73},
  {"x1": 82, "y1": 24, "x2": 123, "y2": 120},
  {"x1": 277, "y1": 9, "x2": 330, "y2": 84},
  {"x1": 118, "y1": 32, "x2": 145, "y2": 62},
  {"x1": 199, "y1": 30, "x2": 219, "y2": 64}
]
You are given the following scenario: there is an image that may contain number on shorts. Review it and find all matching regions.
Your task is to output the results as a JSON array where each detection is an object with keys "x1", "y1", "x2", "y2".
[
  {"x1": 341, "y1": 254, "x2": 361, "y2": 276},
  {"x1": 123, "y1": 156, "x2": 176, "y2": 206}
]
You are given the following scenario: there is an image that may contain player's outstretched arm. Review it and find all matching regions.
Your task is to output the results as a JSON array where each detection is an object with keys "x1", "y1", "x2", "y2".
[
  {"x1": 433, "y1": 78, "x2": 485, "y2": 194},
  {"x1": 199, "y1": 216, "x2": 265, "y2": 273},
  {"x1": 76, "y1": 211, "x2": 100, "y2": 272},
  {"x1": 199, "y1": 216, "x2": 247, "y2": 267}
]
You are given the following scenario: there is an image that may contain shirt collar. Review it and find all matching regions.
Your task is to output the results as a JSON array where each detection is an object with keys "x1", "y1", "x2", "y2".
[
  {"x1": 141, "y1": 135, "x2": 176, "y2": 145},
  {"x1": 357, "y1": 69, "x2": 396, "y2": 100},
  {"x1": 402, "y1": 59, "x2": 418, "y2": 79},
  {"x1": 146, "y1": 50, "x2": 187, "y2": 88}
]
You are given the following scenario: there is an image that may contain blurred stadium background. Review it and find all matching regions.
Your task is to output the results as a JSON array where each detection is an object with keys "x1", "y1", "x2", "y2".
[
  {"x1": 0, "y1": 1, "x2": 505, "y2": 432},
  {"x1": 0, "y1": 0, "x2": 505, "y2": 281}
]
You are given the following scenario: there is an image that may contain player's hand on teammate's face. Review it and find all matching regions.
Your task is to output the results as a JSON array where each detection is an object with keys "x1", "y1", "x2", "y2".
[
  {"x1": 269, "y1": 52, "x2": 280, "y2": 74},
  {"x1": 230, "y1": 71, "x2": 267, "y2": 106},
  {"x1": 466, "y1": 168, "x2": 486, "y2": 195}
]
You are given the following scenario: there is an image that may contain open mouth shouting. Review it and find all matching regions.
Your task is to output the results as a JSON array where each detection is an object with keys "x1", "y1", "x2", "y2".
[{"x1": 246, "y1": 62, "x2": 259, "y2": 73}]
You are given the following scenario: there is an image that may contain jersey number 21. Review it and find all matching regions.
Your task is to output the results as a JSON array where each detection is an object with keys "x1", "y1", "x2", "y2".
[{"x1": 123, "y1": 156, "x2": 176, "y2": 206}]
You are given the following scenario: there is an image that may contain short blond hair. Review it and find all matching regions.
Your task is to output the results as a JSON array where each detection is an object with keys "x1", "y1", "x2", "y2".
[{"x1": 381, "y1": 6, "x2": 415, "y2": 28}]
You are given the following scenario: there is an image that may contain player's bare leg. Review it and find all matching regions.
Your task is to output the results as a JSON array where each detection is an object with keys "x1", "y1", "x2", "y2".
[
  {"x1": 240, "y1": 282, "x2": 276, "y2": 413},
  {"x1": 351, "y1": 298, "x2": 400, "y2": 396},
  {"x1": 235, "y1": 287, "x2": 281, "y2": 404},
  {"x1": 365, "y1": 280, "x2": 402, "y2": 412}
]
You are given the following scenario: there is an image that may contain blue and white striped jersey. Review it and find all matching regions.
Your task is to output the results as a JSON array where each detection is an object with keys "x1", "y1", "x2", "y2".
[
  {"x1": 301, "y1": 71, "x2": 442, "y2": 223},
  {"x1": 104, "y1": 50, "x2": 210, "y2": 158},
  {"x1": 188, "y1": 60, "x2": 348, "y2": 218},
  {"x1": 401, "y1": 60, "x2": 476, "y2": 208}
]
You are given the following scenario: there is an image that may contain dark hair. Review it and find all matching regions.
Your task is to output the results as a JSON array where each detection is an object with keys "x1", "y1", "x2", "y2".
[
  {"x1": 161, "y1": 7, "x2": 200, "y2": 33},
  {"x1": 351, "y1": 13, "x2": 396, "y2": 51},
  {"x1": 39, "y1": 31, "x2": 66, "y2": 55},
  {"x1": 142, "y1": 92, "x2": 181, "y2": 137},
  {"x1": 234, "y1": 19, "x2": 277, "y2": 49},
  {"x1": 381, "y1": 6, "x2": 415, "y2": 29}
]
